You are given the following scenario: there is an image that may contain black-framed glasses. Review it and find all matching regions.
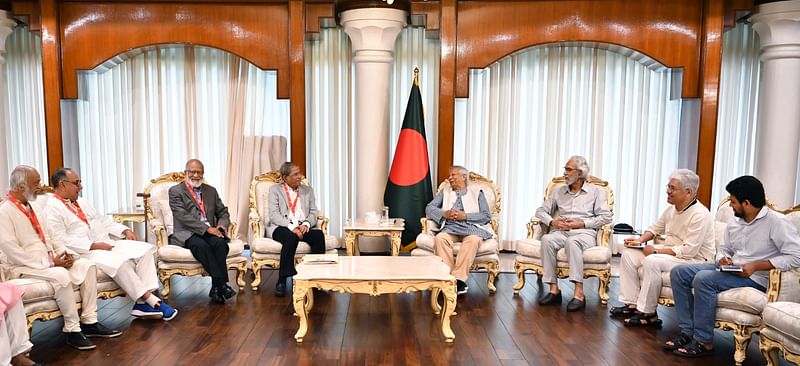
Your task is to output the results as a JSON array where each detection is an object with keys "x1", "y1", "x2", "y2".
[
  {"x1": 63, "y1": 180, "x2": 82, "y2": 186},
  {"x1": 185, "y1": 170, "x2": 204, "y2": 176},
  {"x1": 564, "y1": 167, "x2": 576, "y2": 172}
]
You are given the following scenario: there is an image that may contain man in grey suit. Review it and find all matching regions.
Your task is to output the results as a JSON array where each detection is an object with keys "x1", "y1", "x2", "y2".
[
  {"x1": 168, "y1": 159, "x2": 234, "y2": 304},
  {"x1": 267, "y1": 162, "x2": 326, "y2": 297}
]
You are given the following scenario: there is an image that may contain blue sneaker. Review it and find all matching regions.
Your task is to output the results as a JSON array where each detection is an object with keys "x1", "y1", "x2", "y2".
[
  {"x1": 157, "y1": 302, "x2": 178, "y2": 321},
  {"x1": 131, "y1": 303, "x2": 162, "y2": 318}
]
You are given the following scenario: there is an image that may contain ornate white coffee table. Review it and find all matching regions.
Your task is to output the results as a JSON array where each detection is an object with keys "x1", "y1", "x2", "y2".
[
  {"x1": 292, "y1": 256, "x2": 457, "y2": 343},
  {"x1": 343, "y1": 219, "x2": 405, "y2": 256}
]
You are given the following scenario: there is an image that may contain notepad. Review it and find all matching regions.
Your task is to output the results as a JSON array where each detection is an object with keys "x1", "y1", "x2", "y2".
[
  {"x1": 302, "y1": 254, "x2": 339, "y2": 264},
  {"x1": 624, "y1": 243, "x2": 646, "y2": 249},
  {"x1": 720, "y1": 265, "x2": 743, "y2": 272}
]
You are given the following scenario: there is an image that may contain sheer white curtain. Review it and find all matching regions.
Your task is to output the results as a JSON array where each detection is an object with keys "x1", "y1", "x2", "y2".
[
  {"x1": 3, "y1": 26, "x2": 47, "y2": 187},
  {"x1": 711, "y1": 23, "x2": 761, "y2": 210},
  {"x1": 305, "y1": 26, "x2": 440, "y2": 238},
  {"x1": 76, "y1": 46, "x2": 289, "y2": 238},
  {"x1": 455, "y1": 45, "x2": 683, "y2": 249}
]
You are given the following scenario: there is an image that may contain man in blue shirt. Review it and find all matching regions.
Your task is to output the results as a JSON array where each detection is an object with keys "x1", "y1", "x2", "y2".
[{"x1": 425, "y1": 166, "x2": 493, "y2": 295}]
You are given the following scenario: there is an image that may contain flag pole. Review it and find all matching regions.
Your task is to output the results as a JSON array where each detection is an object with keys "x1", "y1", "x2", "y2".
[{"x1": 413, "y1": 67, "x2": 419, "y2": 86}]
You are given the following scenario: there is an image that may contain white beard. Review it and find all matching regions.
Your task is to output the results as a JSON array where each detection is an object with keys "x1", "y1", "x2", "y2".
[
  {"x1": 566, "y1": 175, "x2": 579, "y2": 186},
  {"x1": 23, "y1": 187, "x2": 36, "y2": 202},
  {"x1": 188, "y1": 180, "x2": 202, "y2": 188}
]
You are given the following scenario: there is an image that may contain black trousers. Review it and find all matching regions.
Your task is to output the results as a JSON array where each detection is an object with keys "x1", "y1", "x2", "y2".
[
  {"x1": 184, "y1": 232, "x2": 230, "y2": 287},
  {"x1": 273, "y1": 226, "x2": 326, "y2": 279}
]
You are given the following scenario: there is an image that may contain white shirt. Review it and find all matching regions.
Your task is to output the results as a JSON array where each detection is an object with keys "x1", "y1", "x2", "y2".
[{"x1": 645, "y1": 200, "x2": 716, "y2": 261}]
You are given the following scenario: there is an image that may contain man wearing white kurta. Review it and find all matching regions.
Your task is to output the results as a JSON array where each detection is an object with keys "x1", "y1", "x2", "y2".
[
  {"x1": 612, "y1": 169, "x2": 716, "y2": 327},
  {"x1": 0, "y1": 166, "x2": 121, "y2": 351},
  {"x1": 46, "y1": 168, "x2": 177, "y2": 321}
]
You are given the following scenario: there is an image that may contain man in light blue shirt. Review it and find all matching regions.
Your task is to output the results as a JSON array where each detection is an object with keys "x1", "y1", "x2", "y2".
[{"x1": 666, "y1": 175, "x2": 800, "y2": 358}]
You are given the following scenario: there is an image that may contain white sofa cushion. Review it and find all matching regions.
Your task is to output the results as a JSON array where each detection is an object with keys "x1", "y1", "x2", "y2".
[{"x1": 762, "y1": 301, "x2": 800, "y2": 348}]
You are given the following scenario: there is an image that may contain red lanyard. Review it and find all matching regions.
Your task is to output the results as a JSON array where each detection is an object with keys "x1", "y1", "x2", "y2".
[
  {"x1": 54, "y1": 194, "x2": 89, "y2": 225},
  {"x1": 5, "y1": 193, "x2": 46, "y2": 243},
  {"x1": 283, "y1": 184, "x2": 300, "y2": 215},
  {"x1": 184, "y1": 181, "x2": 206, "y2": 217}
]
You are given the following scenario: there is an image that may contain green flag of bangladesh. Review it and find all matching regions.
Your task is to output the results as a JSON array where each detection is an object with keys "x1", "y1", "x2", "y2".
[{"x1": 384, "y1": 69, "x2": 434, "y2": 252}]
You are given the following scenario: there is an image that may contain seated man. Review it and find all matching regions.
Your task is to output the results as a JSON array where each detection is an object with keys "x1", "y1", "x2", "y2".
[
  {"x1": 46, "y1": 168, "x2": 177, "y2": 320},
  {"x1": 536, "y1": 155, "x2": 612, "y2": 311},
  {"x1": 0, "y1": 166, "x2": 121, "y2": 351},
  {"x1": 612, "y1": 169, "x2": 715, "y2": 326},
  {"x1": 425, "y1": 166, "x2": 493, "y2": 295},
  {"x1": 267, "y1": 162, "x2": 326, "y2": 297},
  {"x1": 0, "y1": 282, "x2": 41, "y2": 366},
  {"x1": 169, "y1": 159, "x2": 234, "y2": 304},
  {"x1": 666, "y1": 175, "x2": 800, "y2": 357}
]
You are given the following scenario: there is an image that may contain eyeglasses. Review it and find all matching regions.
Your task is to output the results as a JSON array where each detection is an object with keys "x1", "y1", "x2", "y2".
[
  {"x1": 185, "y1": 170, "x2": 204, "y2": 176},
  {"x1": 563, "y1": 167, "x2": 576, "y2": 172},
  {"x1": 63, "y1": 180, "x2": 82, "y2": 186}
]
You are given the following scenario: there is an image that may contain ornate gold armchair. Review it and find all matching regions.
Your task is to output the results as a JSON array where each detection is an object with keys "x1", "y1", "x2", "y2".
[
  {"x1": 410, "y1": 172, "x2": 501, "y2": 293},
  {"x1": 143, "y1": 172, "x2": 248, "y2": 298},
  {"x1": 247, "y1": 171, "x2": 339, "y2": 291},
  {"x1": 512, "y1": 176, "x2": 614, "y2": 304},
  {"x1": 760, "y1": 268, "x2": 800, "y2": 365}
]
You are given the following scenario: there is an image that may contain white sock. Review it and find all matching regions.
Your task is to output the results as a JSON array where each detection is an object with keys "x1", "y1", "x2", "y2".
[{"x1": 144, "y1": 295, "x2": 160, "y2": 307}]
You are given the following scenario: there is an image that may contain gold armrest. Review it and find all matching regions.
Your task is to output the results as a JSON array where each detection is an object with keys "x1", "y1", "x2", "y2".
[
  {"x1": 228, "y1": 222, "x2": 239, "y2": 240},
  {"x1": 319, "y1": 215, "x2": 330, "y2": 234},
  {"x1": 420, "y1": 217, "x2": 429, "y2": 234},
  {"x1": 249, "y1": 217, "x2": 262, "y2": 242},
  {"x1": 526, "y1": 217, "x2": 542, "y2": 239},
  {"x1": 598, "y1": 223, "x2": 613, "y2": 248},
  {"x1": 765, "y1": 268, "x2": 800, "y2": 303},
  {"x1": 152, "y1": 224, "x2": 168, "y2": 248}
]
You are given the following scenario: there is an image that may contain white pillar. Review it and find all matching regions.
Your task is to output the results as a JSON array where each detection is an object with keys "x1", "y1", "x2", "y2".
[
  {"x1": 341, "y1": 8, "x2": 406, "y2": 251},
  {"x1": 751, "y1": 0, "x2": 800, "y2": 209},
  {"x1": 0, "y1": 10, "x2": 16, "y2": 191}
]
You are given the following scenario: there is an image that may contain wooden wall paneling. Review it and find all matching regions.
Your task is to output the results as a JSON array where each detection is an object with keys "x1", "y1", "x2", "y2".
[
  {"x1": 410, "y1": 0, "x2": 440, "y2": 38},
  {"x1": 305, "y1": 2, "x2": 334, "y2": 39},
  {"x1": 40, "y1": 0, "x2": 63, "y2": 176},
  {"x1": 57, "y1": 3, "x2": 291, "y2": 99},
  {"x1": 10, "y1": 0, "x2": 40, "y2": 31},
  {"x1": 695, "y1": 0, "x2": 725, "y2": 206},
  {"x1": 289, "y1": 0, "x2": 306, "y2": 171},
  {"x1": 436, "y1": 0, "x2": 455, "y2": 179},
  {"x1": 454, "y1": 0, "x2": 705, "y2": 98}
]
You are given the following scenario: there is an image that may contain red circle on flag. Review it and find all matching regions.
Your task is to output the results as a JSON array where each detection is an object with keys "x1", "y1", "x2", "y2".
[{"x1": 389, "y1": 129, "x2": 430, "y2": 186}]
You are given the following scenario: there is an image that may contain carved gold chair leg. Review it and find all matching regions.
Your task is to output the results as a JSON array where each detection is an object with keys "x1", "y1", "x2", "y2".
[
  {"x1": 234, "y1": 263, "x2": 247, "y2": 290},
  {"x1": 251, "y1": 262, "x2": 263, "y2": 291},
  {"x1": 597, "y1": 271, "x2": 610, "y2": 305},
  {"x1": 486, "y1": 262, "x2": 499, "y2": 293},
  {"x1": 513, "y1": 263, "x2": 527, "y2": 295},
  {"x1": 159, "y1": 271, "x2": 172, "y2": 299}
]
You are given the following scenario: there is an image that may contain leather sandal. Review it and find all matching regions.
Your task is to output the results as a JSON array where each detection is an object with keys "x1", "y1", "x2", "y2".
[
  {"x1": 609, "y1": 305, "x2": 635, "y2": 318},
  {"x1": 624, "y1": 313, "x2": 662, "y2": 328},
  {"x1": 663, "y1": 334, "x2": 692, "y2": 351},
  {"x1": 672, "y1": 340, "x2": 714, "y2": 358}
]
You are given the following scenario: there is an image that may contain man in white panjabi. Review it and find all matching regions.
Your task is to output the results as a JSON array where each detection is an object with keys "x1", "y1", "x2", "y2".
[
  {"x1": 0, "y1": 165, "x2": 121, "y2": 351},
  {"x1": 46, "y1": 168, "x2": 177, "y2": 321},
  {"x1": 611, "y1": 169, "x2": 715, "y2": 327}
]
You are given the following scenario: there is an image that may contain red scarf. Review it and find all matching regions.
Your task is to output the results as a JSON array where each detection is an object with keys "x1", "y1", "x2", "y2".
[
  {"x1": 184, "y1": 181, "x2": 206, "y2": 218},
  {"x1": 53, "y1": 194, "x2": 89, "y2": 225},
  {"x1": 5, "y1": 192, "x2": 46, "y2": 243}
]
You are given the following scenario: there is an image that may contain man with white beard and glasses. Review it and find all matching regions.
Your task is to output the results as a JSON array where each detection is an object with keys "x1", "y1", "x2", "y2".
[
  {"x1": 535, "y1": 156, "x2": 613, "y2": 311},
  {"x1": 168, "y1": 159, "x2": 234, "y2": 304}
]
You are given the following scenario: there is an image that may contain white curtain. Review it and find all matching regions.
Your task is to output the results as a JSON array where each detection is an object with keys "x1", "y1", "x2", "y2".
[
  {"x1": 76, "y1": 46, "x2": 289, "y2": 239},
  {"x1": 3, "y1": 26, "x2": 47, "y2": 188},
  {"x1": 305, "y1": 26, "x2": 440, "y2": 239},
  {"x1": 455, "y1": 45, "x2": 683, "y2": 249},
  {"x1": 711, "y1": 23, "x2": 761, "y2": 211}
]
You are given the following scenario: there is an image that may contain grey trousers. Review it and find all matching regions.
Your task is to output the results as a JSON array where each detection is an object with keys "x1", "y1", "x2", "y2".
[{"x1": 540, "y1": 229, "x2": 596, "y2": 284}]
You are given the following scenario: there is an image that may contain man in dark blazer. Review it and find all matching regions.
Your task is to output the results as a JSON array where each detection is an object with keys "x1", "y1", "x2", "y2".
[
  {"x1": 268, "y1": 162, "x2": 326, "y2": 297},
  {"x1": 169, "y1": 159, "x2": 234, "y2": 304}
]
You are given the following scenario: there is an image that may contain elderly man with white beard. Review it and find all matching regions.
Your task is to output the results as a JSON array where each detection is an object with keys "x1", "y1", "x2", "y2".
[
  {"x1": 535, "y1": 156, "x2": 613, "y2": 311},
  {"x1": 0, "y1": 165, "x2": 121, "y2": 351},
  {"x1": 168, "y1": 159, "x2": 234, "y2": 304},
  {"x1": 46, "y1": 168, "x2": 177, "y2": 321}
]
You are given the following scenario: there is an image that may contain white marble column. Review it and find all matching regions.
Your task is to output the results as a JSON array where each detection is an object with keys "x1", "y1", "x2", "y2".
[
  {"x1": 340, "y1": 8, "x2": 406, "y2": 251},
  {"x1": 0, "y1": 10, "x2": 16, "y2": 191},
  {"x1": 751, "y1": 0, "x2": 800, "y2": 209}
]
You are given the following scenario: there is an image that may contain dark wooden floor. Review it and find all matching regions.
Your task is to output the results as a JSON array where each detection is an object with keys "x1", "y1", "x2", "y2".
[{"x1": 28, "y1": 265, "x2": 789, "y2": 365}]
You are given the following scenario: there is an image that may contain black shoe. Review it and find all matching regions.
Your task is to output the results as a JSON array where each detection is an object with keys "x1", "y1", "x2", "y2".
[
  {"x1": 538, "y1": 291, "x2": 562, "y2": 305},
  {"x1": 221, "y1": 284, "x2": 236, "y2": 299},
  {"x1": 209, "y1": 286, "x2": 226, "y2": 304},
  {"x1": 456, "y1": 280, "x2": 468, "y2": 295},
  {"x1": 275, "y1": 282, "x2": 287, "y2": 297},
  {"x1": 566, "y1": 297, "x2": 586, "y2": 312},
  {"x1": 81, "y1": 322, "x2": 122, "y2": 338},
  {"x1": 65, "y1": 331, "x2": 96, "y2": 350}
]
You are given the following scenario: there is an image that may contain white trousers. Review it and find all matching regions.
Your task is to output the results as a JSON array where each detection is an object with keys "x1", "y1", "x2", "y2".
[
  {"x1": 21, "y1": 258, "x2": 98, "y2": 332},
  {"x1": 0, "y1": 300, "x2": 33, "y2": 366},
  {"x1": 618, "y1": 248, "x2": 692, "y2": 313},
  {"x1": 109, "y1": 248, "x2": 159, "y2": 300}
]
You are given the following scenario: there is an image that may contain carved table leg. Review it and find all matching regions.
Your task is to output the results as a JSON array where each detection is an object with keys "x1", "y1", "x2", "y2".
[
  {"x1": 293, "y1": 280, "x2": 310, "y2": 342},
  {"x1": 440, "y1": 281, "x2": 457, "y2": 342}
]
